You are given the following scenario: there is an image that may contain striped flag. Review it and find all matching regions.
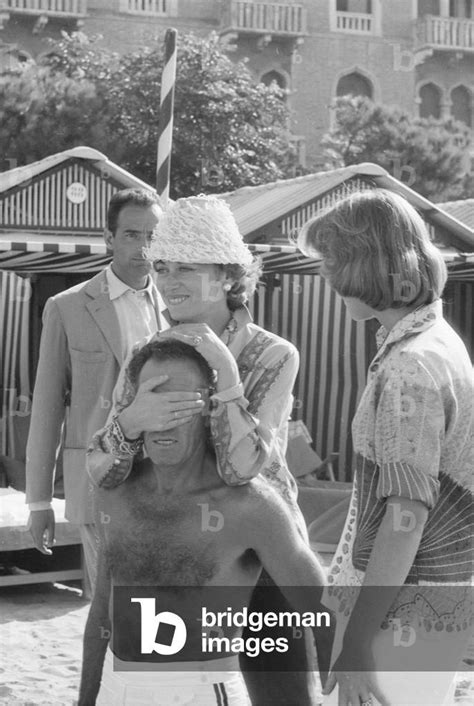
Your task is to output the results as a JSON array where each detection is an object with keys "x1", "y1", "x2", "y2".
[{"x1": 156, "y1": 28, "x2": 178, "y2": 203}]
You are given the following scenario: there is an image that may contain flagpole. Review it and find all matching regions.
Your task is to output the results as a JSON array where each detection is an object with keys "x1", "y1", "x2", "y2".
[{"x1": 156, "y1": 28, "x2": 177, "y2": 204}]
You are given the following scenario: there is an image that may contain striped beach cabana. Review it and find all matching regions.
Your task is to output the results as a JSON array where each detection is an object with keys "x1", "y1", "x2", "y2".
[
  {"x1": 1, "y1": 151, "x2": 473, "y2": 479},
  {"x1": 0, "y1": 146, "x2": 157, "y2": 458}
]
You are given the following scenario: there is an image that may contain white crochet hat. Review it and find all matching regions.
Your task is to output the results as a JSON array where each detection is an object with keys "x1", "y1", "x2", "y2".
[{"x1": 145, "y1": 195, "x2": 253, "y2": 266}]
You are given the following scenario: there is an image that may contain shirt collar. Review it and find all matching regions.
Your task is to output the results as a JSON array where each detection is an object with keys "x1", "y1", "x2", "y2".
[
  {"x1": 105, "y1": 264, "x2": 154, "y2": 301},
  {"x1": 375, "y1": 300, "x2": 442, "y2": 353}
]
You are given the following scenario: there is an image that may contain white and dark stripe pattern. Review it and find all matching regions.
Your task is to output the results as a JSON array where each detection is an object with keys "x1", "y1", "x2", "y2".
[
  {"x1": 444, "y1": 281, "x2": 474, "y2": 359},
  {"x1": 377, "y1": 461, "x2": 440, "y2": 508},
  {"x1": 156, "y1": 28, "x2": 178, "y2": 203},
  {"x1": 352, "y1": 458, "x2": 473, "y2": 583},
  {"x1": 248, "y1": 274, "x2": 375, "y2": 480},
  {"x1": 1, "y1": 239, "x2": 472, "y2": 278},
  {"x1": 0, "y1": 160, "x2": 119, "y2": 232},
  {"x1": 0, "y1": 271, "x2": 31, "y2": 456},
  {"x1": 213, "y1": 682, "x2": 229, "y2": 706}
]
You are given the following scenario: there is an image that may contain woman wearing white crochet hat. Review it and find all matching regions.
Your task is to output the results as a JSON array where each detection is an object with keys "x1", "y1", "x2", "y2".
[{"x1": 87, "y1": 195, "x2": 321, "y2": 706}]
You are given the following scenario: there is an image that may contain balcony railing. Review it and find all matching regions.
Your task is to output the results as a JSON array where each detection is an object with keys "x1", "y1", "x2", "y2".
[
  {"x1": 335, "y1": 11, "x2": 373, "y2": 34},
  {"x1": 7, "y1": 0, "x2": 87, "y2": 17},
  {"x1": 222, "y1": 1, "x2": 307, "y2": 36},
  {"x1": 417, "y1": 15, "x2": 474, "y2": 52},
  {"x1": 120, "y1": 0, "x2": 173, "y2": 16}
]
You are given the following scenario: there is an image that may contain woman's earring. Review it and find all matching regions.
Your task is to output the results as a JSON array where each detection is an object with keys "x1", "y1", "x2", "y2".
[{"x1": 223, "y1": 283, "x2": 231, "y2": 292}]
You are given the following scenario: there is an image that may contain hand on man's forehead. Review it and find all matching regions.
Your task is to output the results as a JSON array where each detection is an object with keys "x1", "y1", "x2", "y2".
[{"x1": 138, "y1": 357, "x2": 209, "y2": 393}]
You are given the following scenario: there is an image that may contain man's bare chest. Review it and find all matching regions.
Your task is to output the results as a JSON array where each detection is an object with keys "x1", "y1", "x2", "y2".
[{"x1": 100, "y1": 483, "x2": 255, "y2": 586}]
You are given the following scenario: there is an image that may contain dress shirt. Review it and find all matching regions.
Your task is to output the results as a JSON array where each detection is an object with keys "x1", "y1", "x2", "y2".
[{"x1": 105, "y1": 265, "x2": 159, "y2": 360}]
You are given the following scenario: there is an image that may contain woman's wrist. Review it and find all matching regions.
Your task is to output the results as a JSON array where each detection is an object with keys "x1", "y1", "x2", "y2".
[
  {"x1": 337, "y1": 635, "x2": 373, "y2": 672},
  {"x1": 117, "y1": 408, "x2": 140, "y2": 440}
]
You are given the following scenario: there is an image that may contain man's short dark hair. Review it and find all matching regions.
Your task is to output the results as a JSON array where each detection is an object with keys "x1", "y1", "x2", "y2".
[
  {"x1": 127, "y1": 339, "x2": 216, "y2": 392},
  {"x1": 107, "y1": 189, "x2": 162, "y2": 235}
]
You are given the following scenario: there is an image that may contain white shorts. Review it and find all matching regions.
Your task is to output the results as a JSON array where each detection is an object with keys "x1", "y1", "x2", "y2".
[{"x1": 97, "y1": 647, "x2": 252, "y2": 705}]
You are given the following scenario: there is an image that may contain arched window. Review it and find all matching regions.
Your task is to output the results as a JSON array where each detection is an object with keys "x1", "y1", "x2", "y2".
[
  {"x1": 336, "y1": 72, "x2": 373, "y2": 98},
  {"x1": 261, "y1": 70, "x2": 286, "y2": 90},
  {"x1": 419, "y1": 83, "x2": 442, "y2": 118},
  {"x1": 451, "y1": 85, "x2": 472, "y2": 126}
]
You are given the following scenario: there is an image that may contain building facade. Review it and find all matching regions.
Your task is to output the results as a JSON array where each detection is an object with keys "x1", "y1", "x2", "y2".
[{"x1": 0, "y1": 0, "x2": 473, "y2": 169}]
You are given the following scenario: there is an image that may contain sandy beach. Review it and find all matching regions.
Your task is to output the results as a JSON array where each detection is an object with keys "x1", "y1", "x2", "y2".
[{"x1": 0, "y1": 580, "x2": 472, "y2": 706}]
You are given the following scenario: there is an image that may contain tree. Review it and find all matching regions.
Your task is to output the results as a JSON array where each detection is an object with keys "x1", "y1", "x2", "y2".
[
  {"x1": 322, "y1": 96, "x2": 472, "y2": 202},
  {"x1": 1, "y1": 32, "x2": 298, "y2": 197},
  {"x1": 0, "y1": 67, "x2": 110, "y2": 167},
  {"x1": 90, "y1": 31, "x2": 297, "y2": 196}
]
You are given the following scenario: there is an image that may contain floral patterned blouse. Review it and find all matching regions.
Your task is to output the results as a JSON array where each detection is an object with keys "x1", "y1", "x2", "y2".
[
  {"x1": 86, "y1": 306, "x2": 301, "y2": 509},
  {"x1": 325, "y1": 300, "x2": 473, "y2": 637}
]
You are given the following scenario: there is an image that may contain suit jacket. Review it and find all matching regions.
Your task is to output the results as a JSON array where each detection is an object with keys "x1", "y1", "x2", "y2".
[{"x1": 25, "y1": 270, "x2": 167, "y2": 524}]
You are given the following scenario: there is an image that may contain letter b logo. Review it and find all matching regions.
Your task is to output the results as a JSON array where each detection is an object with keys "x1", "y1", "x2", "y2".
[
  {"x1": 199, "y1": 503, "x2": 224, "y2": 532},
  {"x1": 131, "y1": 599, "x2": 187, "y2": 655},
  {"x1": 392, "y1": 504, "x2": 416, "y2": 533},
  {"x1": 393, "y1": 619, "x2": 417, "y2": 647}
]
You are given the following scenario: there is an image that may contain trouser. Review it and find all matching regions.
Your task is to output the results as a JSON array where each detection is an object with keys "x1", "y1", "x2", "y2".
[
  {"x1": 79, "y1": 523, "x2": 99, "y2": 599},
  {"x1": 239, "y1": 570, "x2": 319, "y2": 706},
  {"x1": 97, "y1": 648, "x2": 251, "y2": 705}
]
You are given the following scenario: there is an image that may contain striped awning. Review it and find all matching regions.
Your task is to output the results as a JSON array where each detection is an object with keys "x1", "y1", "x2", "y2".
[
  {"x1": 1, "y1": 236, "x2": 474, "y2": 278},
  {"x1": 0, "y1": 237, "x2": 321, "y2": 275}
]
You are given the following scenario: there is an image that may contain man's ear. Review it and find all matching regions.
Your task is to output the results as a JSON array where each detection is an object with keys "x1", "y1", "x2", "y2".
[{"x1": 103, "y1": 229, "x2": 114, "y2": 252}]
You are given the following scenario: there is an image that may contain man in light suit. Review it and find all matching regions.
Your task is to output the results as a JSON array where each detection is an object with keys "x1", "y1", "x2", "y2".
[{"x1": 26, "y1": 188, "x2": 169, "y2": 595}]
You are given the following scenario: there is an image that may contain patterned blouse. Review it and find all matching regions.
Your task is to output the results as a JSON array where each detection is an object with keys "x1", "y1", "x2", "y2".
[
  {"x1": 325, "y1": 300, "x2": 473, "y2": 637},
  {"x1": 86, "y1": 306, "x2": 301, "y2": 507}
]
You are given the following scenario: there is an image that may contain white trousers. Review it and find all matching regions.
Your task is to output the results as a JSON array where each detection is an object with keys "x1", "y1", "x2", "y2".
[{"x1": 97, "y1": 647, "x2": 252, "y2": 706}]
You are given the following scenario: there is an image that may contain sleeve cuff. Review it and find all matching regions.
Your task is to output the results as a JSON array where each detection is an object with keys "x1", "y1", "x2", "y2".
[
  {"x1": 103, "y1": 416, "x2": 143, "y2": 457},
  {"x1": 376, "y1": 461, "x2": 440, "y2": 509},
  {"x1": 211, "y1": 382, "x2": 245, "y2": 404},
  {"x1": 28, "y1": 501, "x2": 53, "y2": 511}
]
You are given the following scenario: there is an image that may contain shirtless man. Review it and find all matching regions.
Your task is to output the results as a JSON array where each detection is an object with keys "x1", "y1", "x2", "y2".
[{"x1": 79, "y1": 339, "x2": 328, "y2": 706}]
